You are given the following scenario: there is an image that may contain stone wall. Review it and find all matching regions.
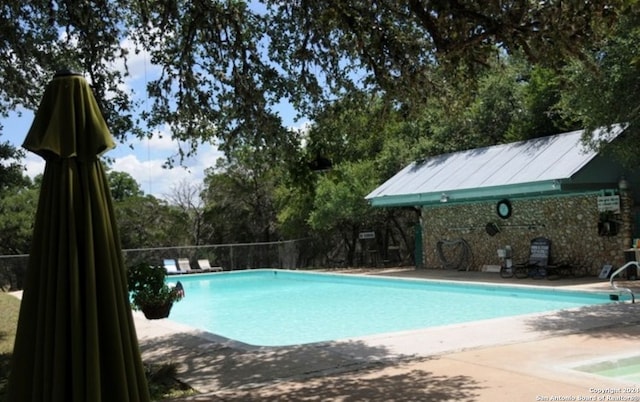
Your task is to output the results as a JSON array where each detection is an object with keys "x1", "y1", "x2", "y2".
[{"x1": 420, "y1": 190, "x2": 635, "y2": 276}]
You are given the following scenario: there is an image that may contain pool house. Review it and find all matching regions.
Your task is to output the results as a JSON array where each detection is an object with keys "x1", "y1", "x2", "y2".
[{"x1": 366, "y1": 125, "x2": 640, "y2": 275}]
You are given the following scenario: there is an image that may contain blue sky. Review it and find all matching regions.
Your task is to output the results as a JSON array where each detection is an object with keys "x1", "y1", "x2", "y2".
[{"x1": 1, "y1": 44, "x2": 309, "y2": 200}]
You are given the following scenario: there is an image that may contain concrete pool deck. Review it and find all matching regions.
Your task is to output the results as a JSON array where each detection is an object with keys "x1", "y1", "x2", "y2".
[{"x1": 135, "y1": 268, "x2": 640, "y2": 401}]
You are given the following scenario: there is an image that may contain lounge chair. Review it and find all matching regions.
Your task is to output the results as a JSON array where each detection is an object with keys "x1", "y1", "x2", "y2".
[
  {"x1": 178, "y1": 258, "x2": 201, "y2": 274},
  {"x1": 163, "y1": 259, "x2": 181, "y2": 275},
  {"x1": 513, "y1": 237, "x2": 557, "y2": 279},
  {"x1": 197, "y1": 259, "x2": 222, "y2": 272}
]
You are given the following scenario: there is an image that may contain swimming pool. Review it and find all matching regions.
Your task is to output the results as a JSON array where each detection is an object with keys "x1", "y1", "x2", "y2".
[
  {"x1": 166, "y1": 270, "x2": 619, "y2": 346},
  {"x1": 574, "y1": 355, "x2": 640, "y2": 382}
]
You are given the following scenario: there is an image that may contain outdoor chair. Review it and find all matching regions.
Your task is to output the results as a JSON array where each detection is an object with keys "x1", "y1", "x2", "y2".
[
  {"x1": 177, "y1": 258, "x2": 200, "y2": 274},
  {"x1": 513, "y1": 237, "x2": 558, "y2": 279},
  {"x1": 197, "y1": 259, "x2": 223, "y2": 272},
  {"x1": 163, "y1": 259, "x2": 181, "y2": 275}
]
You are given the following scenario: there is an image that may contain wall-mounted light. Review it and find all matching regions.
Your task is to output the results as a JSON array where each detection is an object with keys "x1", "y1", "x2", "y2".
[
  {"x1": 440, "y1": 193, "x2": 449, "y2": 203},
  {"x1": 619, "y1": 176, "x2": 629, "y2": 190}
]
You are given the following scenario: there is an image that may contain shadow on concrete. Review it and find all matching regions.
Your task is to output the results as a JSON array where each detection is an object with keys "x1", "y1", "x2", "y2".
[
  {"x1": 524, "y1": 303, "x2": 640, "y2": 339},
  {"x1": 207, "y1": 366, "x2": 482, "y2": 401},
  {"x1": 140, "y1": 332, "x2": 484, "y2": 401},
  {"x1": 140, "y1": 331, "x2": 396, "y2": 390}
]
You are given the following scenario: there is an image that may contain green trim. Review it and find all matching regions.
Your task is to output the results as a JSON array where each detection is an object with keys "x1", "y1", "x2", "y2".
[{"x1": 369, "y1": 186, "x2": 617, "y2": 208}]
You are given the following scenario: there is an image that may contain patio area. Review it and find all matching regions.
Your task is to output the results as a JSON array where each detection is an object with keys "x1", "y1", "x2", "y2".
[{"x1": 135, "y1": 268, "x2": 640, "y2": 401}]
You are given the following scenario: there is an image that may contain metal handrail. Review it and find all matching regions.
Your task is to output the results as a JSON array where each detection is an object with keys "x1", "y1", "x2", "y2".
[{"x1": 609, "y1": 261, "x2": 639, "y2": 303}]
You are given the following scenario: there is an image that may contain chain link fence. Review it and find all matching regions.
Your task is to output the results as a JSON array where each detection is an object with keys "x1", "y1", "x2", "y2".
[
  {"x1": 123, "y1": 239, "x2": 316, "y2": 271},
  {"x1": 0, "y1": 238, "x2": 319, "y2": 291},
  {"x1": 1, "y1": 237, "x2": 412, "y2": 291}
]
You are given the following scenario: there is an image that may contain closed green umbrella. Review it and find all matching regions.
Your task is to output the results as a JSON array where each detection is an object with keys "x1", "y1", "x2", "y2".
[{"x1": 5, "y1": 71, "x2": 150, "y2": 401}]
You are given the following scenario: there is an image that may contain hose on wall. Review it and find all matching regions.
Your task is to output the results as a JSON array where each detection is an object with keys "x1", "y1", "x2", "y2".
[{"x1": 436, "y1": 238, "x2": 473, "y2": 271}]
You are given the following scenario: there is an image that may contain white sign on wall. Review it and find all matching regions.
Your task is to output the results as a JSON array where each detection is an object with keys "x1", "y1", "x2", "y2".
[{"x1": 597, "y1": 195, "x2": 620, "y2": 213}]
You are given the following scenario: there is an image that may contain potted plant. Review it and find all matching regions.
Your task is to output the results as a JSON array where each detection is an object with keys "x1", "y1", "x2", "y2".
[{"x1": 127, "y1": 262, "x2": 184, "y2": 319}]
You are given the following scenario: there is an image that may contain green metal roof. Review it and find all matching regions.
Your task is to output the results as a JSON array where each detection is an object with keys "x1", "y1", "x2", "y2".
[{"x1": 366, "y1": 125, "x2": 626, "y2": 207}]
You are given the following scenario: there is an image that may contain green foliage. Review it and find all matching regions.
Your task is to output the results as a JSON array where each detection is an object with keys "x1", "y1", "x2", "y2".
[
  {"x1": 108, "y1": 170, "x2": 143, "y2": 201},
  {"x1": 560, "y1": 12, "x2": 640, "y2": 126},
  {"x1": 127, "y1": 262, "x2": 183, "y2": 310},
  {"x1": 0, "y1": 1, "x2": 638, "y2": 267},
  {"x1": 114, "y1": 194, "x2": 190, "y2": 249},
  {"x1": 0, "y1": 141, "x2": 27, "y2": 194},
  {"x1": 558, "y1": 11, "x2": 640, "y2": 166},
  {"x1": 0, "y1": 181, "x2": 38, "y2": 254},
  {"x1": 511, "y1": 65, "x2": 575, "y2": 140},
  {"x1": 202, "y1": 148, "x2": 279, "y2": 243},
  {"x1": 267, "y1": 0, "x2": 620, "y2": 108},
  {"x1": 274, "y1": 183, "x2": 314, "y2": 239},
  {"x1": 0, "y1": 0, "x2": 625, "y2": 155},
  {"x1": 307, "y1": 160, "x2": 387, "y2": 265},
  {"x1": 308, "y1": 161, "x2": 378, "y2": 231},
  {"x1": 0, "y1": 0, "x2": 136, "y2": 140},
  {"x1": 107, "y1": 169, "x2": 187, "y2": 250},
  {"x1": 413, "y1": 55, "x2": 572, "y2": 154}
]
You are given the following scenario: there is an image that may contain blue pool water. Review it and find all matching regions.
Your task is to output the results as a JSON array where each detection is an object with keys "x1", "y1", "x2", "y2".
[{"x1": 166, "y1": 270, "x2": 617, "y2": 346}]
